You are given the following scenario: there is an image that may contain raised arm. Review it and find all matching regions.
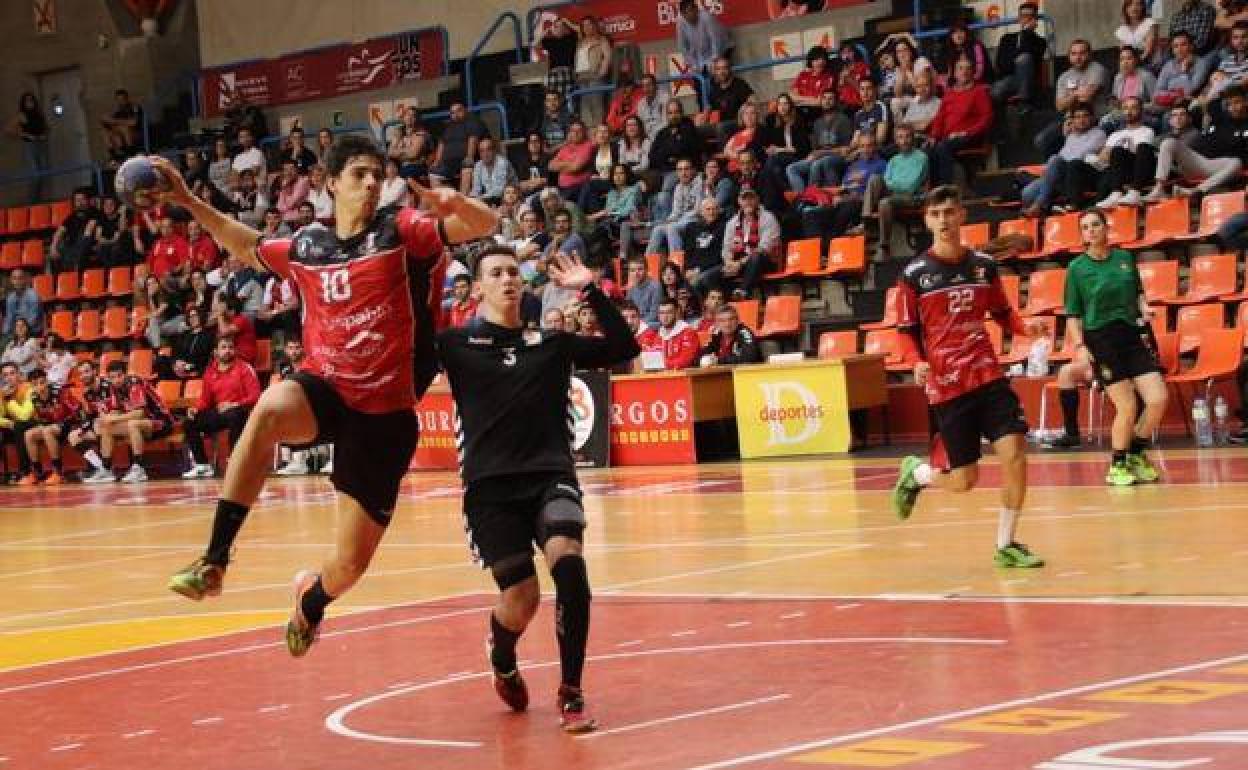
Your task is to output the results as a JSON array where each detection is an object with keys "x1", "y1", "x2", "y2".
[
  {"x1": 551, "y1": 252, "x2": 641, "y2": 368},
  {"x1": 149, "y1": 156, "x2": 266, "y2": 272}
]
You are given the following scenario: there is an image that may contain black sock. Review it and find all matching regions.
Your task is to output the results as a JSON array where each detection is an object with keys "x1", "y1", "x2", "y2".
[
  {"x1": 31, "y1": 461, "x2": 43, "y2": 476},
  {"x1": 205, "y1": 499, "x2": 250, "y2": 566},
  {"x1": 1059, "y1": 388, "x2": 1080, "y2": 438},
  {"x1": 131, "y1": 453, "x2": 143, "y2": 467},
  {"x1": 551, "y1": 554, "x2": 591, "y2": 689},
  {"x1": 1129, "y1": 436, "x2": 1148, "y2": 455},
  {"x1": 489, "y1": 612, "x2": 522, "y2": 673},
  {"x1": 51, "y1": 458, "x2": 62, "y2": 473},
  {"x1": 299, "y1": 575, "x2": 334, "y2": 626},
  {"x1": 1112, "y1": 450, "x2": 1128, "y2": 465}
]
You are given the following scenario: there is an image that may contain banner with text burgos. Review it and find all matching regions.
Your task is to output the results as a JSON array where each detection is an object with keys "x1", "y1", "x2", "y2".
[
  {"x1": 411, "y1": 391, "x2": 457, "y2": 470},
  {"x1": 732, "y1": 364, "x2": 851, "y2": 458},
  {"x1": 610, "y1": 375, "x2": 697, "y2": 465}
]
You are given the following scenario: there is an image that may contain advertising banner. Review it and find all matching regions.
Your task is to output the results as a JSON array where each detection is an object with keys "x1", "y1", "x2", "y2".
[
  {"x1": 571, "y1": 370, "x2": 611, "y2": 468},
  {"x1": 732, "y1": 363, "x2": 851, "y2": 458},
  {"x1": 411, "y1": 391, "x2": 457, "y2": 470},
  {"x1": 610, "y1": 375, "x2": 697, "y2": 465},
  {"x1": 201, "y1": 28, "x2": 445, "y2": 118}
]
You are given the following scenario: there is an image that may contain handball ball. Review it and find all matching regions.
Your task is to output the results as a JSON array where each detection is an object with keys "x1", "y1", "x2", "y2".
[{"x1": 114, "y1": 156, "x2": 170, "y2": 210}]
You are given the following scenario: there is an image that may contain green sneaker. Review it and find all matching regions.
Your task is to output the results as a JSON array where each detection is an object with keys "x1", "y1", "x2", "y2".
[
  {"x1": 167, "y1": 557, "x2": 225, "y2": 601},
  {"x1": 891, "y1": 455, "x2": 925, "y2": 520},
  {"x1": 285, "y1": 570, "x2": 321, "y2": 658},
  {"x1": 1105, "y1": 461, "x2": 1136, "y2": 487},
  {"x1": 995, "y1": 542, "x2": 1045, "y2": 568},
  {"x1": 1126, "y1": 452, "x2": 1160, "y2": 483}
]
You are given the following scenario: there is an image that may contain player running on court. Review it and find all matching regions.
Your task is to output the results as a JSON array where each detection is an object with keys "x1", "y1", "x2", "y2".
[
  {"x1": 890, "y1": 186, "x2": 1047, "y2": 568},
  {"x1": 438, "y1": 246, "x2": 640, "y2": 733},
  {"x1": 1064, "y1": 209, "x2": 1167, "y2": 485},
  {"x1": 155, "y1": 136, "x2": 497, "y2": 655}
]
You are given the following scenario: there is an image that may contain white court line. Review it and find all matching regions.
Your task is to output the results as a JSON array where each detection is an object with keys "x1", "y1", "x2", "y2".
[
  {"x1": 600, "y1": 544, "x2": 870, "y2": 591},
  {"x1": 257, "y1": 704, "x2": 289, "y2": 714},
  {"x1": 322, "y1": 693, "x2": 352, "y2": 701},
  {"x1": 671, "y1": 630, "x2": 697, "y2": 637},
  {"x1": 578, "y1": 694, "x2": 792, "y2": 739},
  {"x1": 780, "y1": 612, "x2": 806, "y2": 619},
  {"x1": 0, "y1": 513, "x2": 208, "y2": 547},
  {"x1": 726, "y1": 621, "x2": 751, "y2": 628},
  {"x1": 611, "y1": 591, "x2": 1248, "y2": 607},
  {"x1": 49, "y1": 743, "x2": 81, "y2": 752},
  {"x1": 687, "y1": 650, "x2": 1248, "y2": 770},
  {"x1": 616, "y1": 639, "x2": 644, "y2": 647},
  {"x1": 191, "y1": 716, "x2": 223, "y2": 726},
  {"x1": 121, "y1": 729, "x2": 155, "y2": 738},
  {"x1": 0, "y1": 549, "x2": 178, "y2": 580}
]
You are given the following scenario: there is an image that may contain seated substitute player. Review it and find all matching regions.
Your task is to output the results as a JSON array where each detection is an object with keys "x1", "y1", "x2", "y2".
[
  {"x1": 438, "y1": 247, "x2": 640, "y2": 734},
  {"x1": 20, "y1": 368, "x2": 68, "y2": 485},
  {"x1": 70, "y1": 360, "x2": 119, "y2": 484},
  {"x1": 890, "y1": 185, "x2": 1047, "y2": 568},
  {"x1": 153, "y1": 137, "x2": 498, "y2": 657},
  {"x1": 95, "y1": 360, "x2": 175, "y2": 483}
]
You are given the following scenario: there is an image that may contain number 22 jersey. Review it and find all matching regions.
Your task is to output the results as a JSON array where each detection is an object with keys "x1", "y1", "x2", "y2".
[{"x1": 257, "y1": 205, "x2": 446, "y2": 414}]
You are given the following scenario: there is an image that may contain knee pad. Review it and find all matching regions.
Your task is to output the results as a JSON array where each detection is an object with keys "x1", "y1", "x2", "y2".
[
  {"x1": 550, "y1": 552, "x2": 591, "y2": 604},
  {"x1": 537, "y1": 482, "x2": 586, "y2": 545},
  {"x1": 490, "y1": 552, "x2": 537, "y2": 592}
]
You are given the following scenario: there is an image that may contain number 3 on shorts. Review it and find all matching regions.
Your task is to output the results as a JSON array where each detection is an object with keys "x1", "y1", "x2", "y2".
[{"x1": 321, "y1": 268, "x2": 351, "y2": 303}]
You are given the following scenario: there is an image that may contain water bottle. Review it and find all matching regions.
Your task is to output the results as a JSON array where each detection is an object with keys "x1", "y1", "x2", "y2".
[
  {"x1": 1193, "y1": 398, "x2": 1214, "y2": 447},
  {"x1": 1025, "y1": 337, "x2": 1051, "y2": 377},
  {"x1": 1214, "y1": 395, "x2": 1230, "y2": 445}
]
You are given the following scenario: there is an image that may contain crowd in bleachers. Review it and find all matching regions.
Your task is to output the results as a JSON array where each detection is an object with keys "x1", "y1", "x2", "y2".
[{"x1": 5, "y1": 0, "x2": 1248, "y2": 481}]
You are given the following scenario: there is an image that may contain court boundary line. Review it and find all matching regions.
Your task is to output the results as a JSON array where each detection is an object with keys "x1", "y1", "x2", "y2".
[{"x1": 603, "y1": 591, "x2": 1248, "y2": 607}]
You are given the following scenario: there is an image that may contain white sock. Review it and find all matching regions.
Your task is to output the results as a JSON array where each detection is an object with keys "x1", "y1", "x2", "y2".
[
  {"x1": 913, "y1": 462, "x2": 935, "y2": 486},
  {"x1": 997, "y1": 508, "x2": 1020, "y2": 550},
  {"x1": 83, "y1": 449, "x2": 104, "y2": 471}
]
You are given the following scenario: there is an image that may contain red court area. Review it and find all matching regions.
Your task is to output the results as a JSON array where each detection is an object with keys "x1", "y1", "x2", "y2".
[{"x1": 4, "y1": 596, "x2": 1248, "y2": 769}]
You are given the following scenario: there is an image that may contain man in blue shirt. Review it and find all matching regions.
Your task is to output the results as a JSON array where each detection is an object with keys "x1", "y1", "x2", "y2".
[
  {"x1": 4, "y1": 269, "x2": 43, "y2": 337},
  {"x1": 677, "y1": 0, "x2": 732, "y2": 79},
  {"x1": 799, "y1": 134, "x2": 887, "y2": 247}
]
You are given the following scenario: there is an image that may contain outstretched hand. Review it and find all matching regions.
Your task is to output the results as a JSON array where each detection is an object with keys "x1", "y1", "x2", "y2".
[
  {"x1": 548, "y1": 250, "x2": 593, "y2": 291},
  {"x1": 410, "y1": 181, "x2": 461, "y2": 217},
  {"x1": 148, "y1": 156, "x2": 195, "y2": 207}
]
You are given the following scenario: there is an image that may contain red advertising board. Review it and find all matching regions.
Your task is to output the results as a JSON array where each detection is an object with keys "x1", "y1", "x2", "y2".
[
  {"x1": 201, "y1": 28, "x2": 445, "y2": 118},
  {"x1": 610, "y1": 375, "x2": 697, "y2": 466},
  {"x1": 411, "y1": 391, "x2": 458, "y2": 471},
  {"x1": 533, "y1": 0, "x2": 862, "y2": 47}
]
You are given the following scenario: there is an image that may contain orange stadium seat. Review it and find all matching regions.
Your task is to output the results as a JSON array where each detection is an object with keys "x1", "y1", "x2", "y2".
[
  {"x1": 1124, "y1": 198, "x2": 1191, "y2": 249},
  {"x1": 997, "y1": 217, "x2": 1040, "y2": 259},
  {"x1": 80, "y1": 268, "x2": 107, "y2": 300},
  {"x1": 0, "y1": 242, "x2": 20, "y2": 271},
  {"x1": 75, "y1": 309, "x2": 102, "y2": 342},
  {"x1": 20, "y1": 239, "x2": 44, "y2": 270},
  {"x1": 183, "y1": 379, "x2": 203, "y2": 404},
  {"x1": 6, "y1": 207, "x2": 29, "y2": 235},
  {"x1": 1000, "y1": 316, "x2": 1057, "y2": 366},
  {"x1": 863, "y1": 328, "x2": 910, "y2": 372},
  {"x1": 106, "y1": 266, "x2": 134, "y2": 298},
  {"x1": 99, "y1": 351, "x2": 124, "y2": 372},
  {"x1": 1164, "y1": 253, "x2": 1238, "y2": 305},
  {"x1": 1167, "y1": 327, "x2": 1244, "y2": 408},
  {"x1": 255, "y1": 339, "x2": 273, "y2": 373},
  {"x1": 817, "y1": 330, "x2": 857, "y2": 359},
  {"x1": 1105, "y1": 205, "x2": 1139, "y2": 245},
  {"x1": 1175, "y1": 303, "x2": 1224, "y2": 354},
  {"x1": 127, "y1": 348, "x2": 154, "y2": 379},
  {"x1": 862, "y1": 287, "x2": 898, "y2": 331},
  {"x1": 55, "y1": 271, "x2": 80, "y2": 302},
  {"x1": 1153, "y1": 331, "x2": 1181, "y2": 375},
  {"x1": 129, "y1": 305, "x2": 150, "y2": 338},
  {"x1": 1020, "y1": 269, "x2": 1066, "y2": 316},
  {"x1": 32, "y1": 273, "x2": 53, "y2": 302},
  {"x1": 765, "y1": 237, "x2": 821, "y2": 281},
  {"x1": 1187, "y1": 191, "x2": 1244, "y2": 240},
  {"x1": 1039, "y1": 212, "x2": 1082, "y2": 259},
  {"x1": 1138, "y1": 260, "x2": 1179, "y2": 303},
  {"x1": 999, "y1": 273, "x2": 1021, "y2": 311},
  {"x1": 102, "y1": 306, "x2": 130, "y2": 340},
  {"x1": 48, "y1": 310, "x2": 74, "y2": 341},
  {"x1": 49, "y1": 199, "x2": 72, "y2": 226},
  {"x1": 960, "y1": 222, "x2": 991, "y2": 249},
  {"x1": 27, "y1": 204, "x2": 52, "y2": 231},
  {"x1": 156, "y1": 380, "x2": 183, "y2": 405},
  {"x1": 811, "y1": 235, "x2": 866, "y2": 276},
  {"x1": 757, "y1": 295, "x2": 802, "y2": 339}
]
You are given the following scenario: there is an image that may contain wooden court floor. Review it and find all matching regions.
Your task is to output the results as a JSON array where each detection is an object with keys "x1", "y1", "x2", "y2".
[{"x1": 2, "y1": 449, "x2": 1248, "y2": 768}]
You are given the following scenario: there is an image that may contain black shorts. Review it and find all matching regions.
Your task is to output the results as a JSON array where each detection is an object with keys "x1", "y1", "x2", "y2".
[
  {"x1": 463, "y1": 473, "x2": 584, "y2": 568},
  {"x1": 145, "y1": 418, "x2": 173, "y2": 441},
  {"x1": 60, "y1": 420, "x2": 94, "y2": 442},
  {"x1": 931, "y1": 379, "x2": 1029, "y2": 471},
  {"x1": 1084, "y1": 321, "x2": 1161, "y2": 385},
  {"x1": 289, "y1": 372, "x2": 419, "y2": 527}
]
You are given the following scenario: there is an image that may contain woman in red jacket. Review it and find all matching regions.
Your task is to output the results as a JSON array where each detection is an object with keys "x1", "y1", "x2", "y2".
[{"x1": 926, "y1": 57, "x2": 994, "y2": 185}]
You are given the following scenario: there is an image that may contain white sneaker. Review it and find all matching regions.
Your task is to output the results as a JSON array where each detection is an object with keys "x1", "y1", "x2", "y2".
[
  {"x1": 319, "y1": 460, "x2": 333, "y2": 475},
  {"x1": 1119, "y1": 189, "x2": 1142, "y2": 206},
  {"x1": 121, "y1": 464, "x2": 148, "y2": 483},
  {"x1": 275, "y1": 461, "x2": 308, "y2": 476},
  {"x1": 1097, "y1": 191, "x2": 1123, "y2": 209},
  {"x1": 182, "y1": 463, "x2": 214, "y2": 479},
  {"x1": 1142, "y1": 187, "x2": 1166, "y2": 203},
  {"x1": 82, "y1": 468, "x2": 116, "y2": 484}
]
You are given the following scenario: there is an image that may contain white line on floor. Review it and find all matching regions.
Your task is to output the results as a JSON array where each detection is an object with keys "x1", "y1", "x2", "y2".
[
  {"x1": 49, "y1": 743, "x2": 81, "y2": 752},
  {"x1": 191, "y1": 716, "x2": 223, "y2": 726},
  {"x1": 121, "y1": 729, "x2": 155, "y2": 739},
  {"x1": 579, "y1": 694, "x2": 793, "y2": 739}
]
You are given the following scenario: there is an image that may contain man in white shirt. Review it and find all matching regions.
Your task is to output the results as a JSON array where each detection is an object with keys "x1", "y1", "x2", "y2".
[
  {"x1": 635, "y1": 74, "x2": 670, "y2": 140},
  {"x1": 1035, "y1": 40, "x2": 1110, "y2": 157},
  {"x1": 231, "y1": 128, "x2": 267, "y2": 187},
  {"x1": 1095, "y1": 98, "x2": 1157, "y2": 208}
]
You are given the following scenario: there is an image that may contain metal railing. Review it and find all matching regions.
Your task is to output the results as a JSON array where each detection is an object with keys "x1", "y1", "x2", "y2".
[
  {"x1": 465, "y1": 12, "x2": 526, "y2": 107},
  {"x1": 912, "y1": 3, "x2": 1058, "y2": 56},
  {"x1": 0, "y1": 163, "x2": 105, "y2": 199}
]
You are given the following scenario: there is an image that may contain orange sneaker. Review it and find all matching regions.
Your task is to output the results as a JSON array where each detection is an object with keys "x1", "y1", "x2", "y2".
[
  {"x1": 43, "y1": 472, "x2": 63, "y2": 485},
  {"x1": 17, "y1": 473, "x2": 39, "y2": 486}
]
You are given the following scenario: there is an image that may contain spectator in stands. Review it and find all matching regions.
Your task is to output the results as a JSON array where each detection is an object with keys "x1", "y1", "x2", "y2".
[
  {"x1": 37, "y1": 334, "x2": 73, "y2": 387},
  {"x1": 1, "y1": 362, "x2": 37, "y2": 482},
  {"x1": 542, "y1": 307, "x2": 566, "y2": 331},
  {"x1": 938, "y1": 20, "x2": 993, "y2": 87},
  {"x1": 101, "y1": 89, "x2": 141, "y2": 164},
  {"x1": 791, "y1": 47, "x2": 836, "y2": 117},
  {"x1": 208, "y1": 137, "x2": 232, "y2": 197},
  {"x1": 576, "y1": 303, "x2": 602, "y2": 337},
  {"x1": 876, "y1": 125, "x2": 930, "y2": 258},
  {"x1": 721, "y1": 188, "x2": 780, "y2": 298},
  {"x1": 701, "y1": 156, "x2": 737, "y2": 213},
  {"x1": 677, "y1": 0, "x2": 732, "y2": 80},
  {"x1": 315, "y1": 127, "x2": 334, "y2": 161},
  {"x1": 926, "y1": 57, "x2": 995, "y2": 186},
  {"x1": 693, "y1": 287, "x2": 725, "y2": 331},
  {"x1": 539, "y1": 185, "x2": 587, "y2": 234},
  {"x1": 159, "y1": 305, "x2": 214, "y2": 380},
  {"x1": 182, "y1": 148, "x2": 211, "y2": 203},
  {"x1": 378, "y1": 158, "x2": 410, "y2": 209},
  {"x1": 1170, "y1": 0, "x2": 1220, "y2": 82},
  {"x1": 639, "y1": 157, "x2": 703, "y2": 257},
  {"x1": 507, "y1": 207, "x2": 550, "y2": 265},
  {"x1": 305, "y1": 164, "x2": 333, "y2": 222},
  {"x1": 800, "y1": 133, "x2": 887, "y2": 245},
  {"x1": 432, "y1": 100, "x2": 487, "y2": 193},
  {"x1": 735, "y1": 149, "x2": 766, "y2": 197},
  {"x1": 184, "y1": 269, "x2": 214, "y2": 320},
  {"x1": 257, "y1": 273, "x2": 300, "y2": 344},
  {"x1": 723, "y1": 102, "x2": 764, "y2": 173},
  {"x1": 1037, "y1": 40, "x2": 1110, "y2": 156},
  {"x1": 574, "y1": 15, "x2": 613, "y2": 119},
  {"x1": 623, "y1": 257, "x2": 661, "y2": 324},
  {"x1": 649, "y1": 99, "x2": 702, "y2": 185},
  {"x1": 653, "y1": 297, "x2": 701, "y2": 369},
  {"x1": 853, "y1": 78, "x2": 892, "y2": 150},
  {"x1": 1216, "y1": 21, "x2": 1248, "y2": 92},
  {"x1": 684, "y1": 197, "x2": 728, "y2": 292},
  {"x1": 229, "y1": 168, "x2": 267, "y2": 228},
  {"x1": 707, "y1": 55, "x2": 754, "y2": 136},
  {"x1": 293, "y1": 201, "x2": 315, "y2": 231},
  {"x1": 259, "y1": 207, "x2": 292, "y2": 239},
  {"x1": 515, "y1": 133, "x2": 553, "y2": 199},
  {"x1": 700, "y1": 303, "x2": 762, "y2": 366},
  {"x1": 443, "y1": 274, "x2": 480, "y2": 328},
  {"x1": 147, "y1": 215, "x2": 190, "y2": 290},
  {"x1": 1151, "y1": 85, "x2": 1248, "y2": 199},
  {"x1": 216, "y1": 253, "x2": 264, "y2": 319},
  {"x1": 549, "y1": 120, "x2": 595, "y2": 203},
  {"x1": 1, "y1": 319, "x2": 38, "y2": 375},
  {"x1": 539, "y1": 209, "x2": 589, "y2": 316},
  {"x1": 576, "y1": 125, "x2": 617, "y2": 212},
  {"x1": 787, "y1": 90, "x2": 854, "y2": 193},
  {"x1": 216, "y1": 295, "x2": 257, "y2": 364},
  {"x1": 606, "y1": 72, "x2": 645, "y2": 134},
  {"x1": 1095, "y1": 97, "x2": 1157, "y2": 208},
  {"x1": 231, "y1": 127, "x2": 267, "y2": 186},
  {"x1": 143, "y1": 274, "x2": 188, "y2": 349},
  {"x1": 4, "y1": 269, "x2": 43, "y2": 337},
  {"x1": 836, "y1": 43, "x2": 872, "y2": 109},
  {"x1": 181, "y1": 337, "x2": 260, "y2": 479},
  {"x1": 1022, "y1": 102, "x2": 1107, "y2": 216},
  {"x1": 539, "y1": 90, "x2": 572, "y2": 148},
  {"x1": 888, "y1": 37, "x2": 933, "y2": 105},
  {"x1": 1156, "y1": 33, "x2": 1210, "y2": 109},
  {"x1": 388, "y1": 107, "x2": 433, "y2": 180},
  {"x1": 49, "y1": 189, "x2": 97, "y2": 273},
  {"x1": 759, "y1": 94, "x2": 810, "y2": 211},
  {"x1": 992, "y1": 2, "x2": 1047, "y2": 107},
  {"x1": 1108, "y1": 46, "x2": 1158, "y2": 131},
  {"x1": 616, "y1": 116, "x2": 652, "y2": 176},
  {"x1": 1219, "y1": 0, "x2": 1248, "y2": 30},
  {"x1": 185, "y1": 220, "x2": 218, "y2": 274},
  {"x1": 274, "y1": 159, "x2": 311, "y2": 222},
  {"x1": 95, "y1": 360, "x2": 174, "y2": 483},
  {"x1": 895, "y1": 68, "x2": 942, "y2": 142},
  {"x1": 541, "y1": 16, "x2": 579, "y2": 105},
  {"x1": 658, "y1": 260, "x2": 694, "y2": 306},
  {"x1": 1118, "y1": 0, "x2": 1161, "y2": 69},
  {"x1": 588, "y1": 164, "x2": 641, "y2": 256},
  {"x1": 11, "y1": 92, "x2": 49, "y2": 199},
  {"x1": 92, "y1": 196, "x2": 128, "y2": 267},
  {"x1": 280, "y1": 127, "x2": 317, "y2": 173},
  {"x1": 636, "y1": 74, "x2": 670, "y2": 140}
]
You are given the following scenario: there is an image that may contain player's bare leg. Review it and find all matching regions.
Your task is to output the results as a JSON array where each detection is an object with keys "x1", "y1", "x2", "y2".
[
  {"x1": 168, "y1": 380, "x2": 318, "y2": 600},
  {"x1": 1105, "y1": 380, "x2": 1141, "y2": 485},
  {"x1": 989, "y1": 433, "x2": 1042, "y2": 566},
  {"x1": 1125, "y1": 372, "x2": 1166, "y2": 483},
  {"x1": 542, "y1": 535, "x2": 597, "y2": 733},
  {"x1": 119, "y1": 419, "x2": 155, "y2": 482}
]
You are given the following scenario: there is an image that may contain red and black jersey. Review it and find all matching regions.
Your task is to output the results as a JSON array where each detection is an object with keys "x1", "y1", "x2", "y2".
[
  {"x1": 896, "y1": 250, "x2": 1023, "y2": 405},
  {"x1": 104, "y1": 375, "x2": 173, "y2": 426},
  {"x1": 32, "y1": 385, "x2": 69, "y2": 424},
  {"x1": 257, "y1": 205, "x2": 446, "y2": 414},
  {"x1": 78, "y1": 380, "x2": 112, "y2": 420}
]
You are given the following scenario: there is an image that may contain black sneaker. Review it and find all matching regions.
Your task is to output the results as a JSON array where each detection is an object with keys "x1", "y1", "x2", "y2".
[
  {"x1": 1043, "y1": 433, "x2": 1081, "y2": 449},
  {"x1": 487, "y1": 635, "x2": 529, "y2": 712},
  {"x1": 1229, "y1": 430, "x2": 1248, "y2": 445}
]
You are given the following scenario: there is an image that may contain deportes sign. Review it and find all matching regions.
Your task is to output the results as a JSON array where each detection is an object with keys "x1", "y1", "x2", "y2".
[
  {"x1": 201, "y1": 28, "x2": 445, "y2": 118},
  {"x1": 732, "y1": 362, "x2": 851, "y2": 458},
  {"x1": 610, "y1": 375, "x2": 696, "y2": 465}
]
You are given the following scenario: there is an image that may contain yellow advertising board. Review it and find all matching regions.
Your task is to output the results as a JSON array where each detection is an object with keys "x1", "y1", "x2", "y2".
[{"x1": 732, "y1": 360, "x2": 867, "y2": 458}]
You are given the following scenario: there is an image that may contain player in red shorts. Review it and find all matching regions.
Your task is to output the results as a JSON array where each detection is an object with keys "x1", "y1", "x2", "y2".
[
  {"x1": 155, "y1": 135, "x2": 497, "y2": 656},
  {"x1": 889, "y1": 185, "x2": 1046, "y2": 568}
]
